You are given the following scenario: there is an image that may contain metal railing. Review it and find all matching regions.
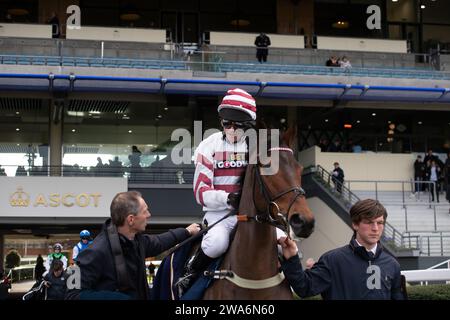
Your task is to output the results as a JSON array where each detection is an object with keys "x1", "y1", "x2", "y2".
[
  {"x1": 402, "y1": 231, "x2": 450, "y2": 256},
  {"x1": 346, "y1": 180, "x2": 437, "y2": 206},
  {"x1": 0, "y1": 164, "x2": 195, "y2": 185}
]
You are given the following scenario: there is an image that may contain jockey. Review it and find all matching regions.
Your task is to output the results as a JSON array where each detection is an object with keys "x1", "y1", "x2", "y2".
[
  {"x1": 44, "y1": 243, "x2": 68, "y2": 275},
  {"x1": 178, "y1": 88, "x2": 284, "y2": 292},
  {"x1": 72, "y1": 229, "x2": 93, "y2": 262}
]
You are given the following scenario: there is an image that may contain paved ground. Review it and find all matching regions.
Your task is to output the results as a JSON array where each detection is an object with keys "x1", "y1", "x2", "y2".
[{"x1": 4, "y1": 280, "x2": 35, "y2": 300}]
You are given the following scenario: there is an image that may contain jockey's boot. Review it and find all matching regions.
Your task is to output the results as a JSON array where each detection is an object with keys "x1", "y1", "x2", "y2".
[{"x1": 176, "y1": 248, "x2": 214, "y2": 296}]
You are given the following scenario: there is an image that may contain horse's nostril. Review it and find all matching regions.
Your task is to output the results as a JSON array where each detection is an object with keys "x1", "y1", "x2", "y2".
[
  {"x1": 289, "y1": 215, "x2": 315, "y2": 238},
  {"x1": 289, "y1": 214, "x2": 303, "y2": 228}
]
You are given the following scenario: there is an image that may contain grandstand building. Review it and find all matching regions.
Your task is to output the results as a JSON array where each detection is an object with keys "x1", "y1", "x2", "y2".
[{"x1": 1, "y1": 0, "x2": 450, "y2": 275}]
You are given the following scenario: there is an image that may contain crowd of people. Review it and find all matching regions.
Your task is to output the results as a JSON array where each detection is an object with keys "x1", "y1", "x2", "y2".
[
  {"x1": 413, "y1": 149, "x2": 450, "y2": 208},
  {"x1": 318, "y1": 138, "x2": 362, "y2": 153}
]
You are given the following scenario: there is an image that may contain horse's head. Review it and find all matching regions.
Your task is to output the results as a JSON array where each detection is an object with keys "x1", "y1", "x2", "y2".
[{"x1": 252, "y1": 126, "x2": 315, "y2": 239}]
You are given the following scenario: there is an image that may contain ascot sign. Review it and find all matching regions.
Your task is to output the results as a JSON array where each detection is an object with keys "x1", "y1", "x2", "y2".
[
  {"x1": 10, "y1": 187, "x2": 101, "y2": 208},
  {"x1": 0, "y1": 177, "x2": 127, "y2": 218}
]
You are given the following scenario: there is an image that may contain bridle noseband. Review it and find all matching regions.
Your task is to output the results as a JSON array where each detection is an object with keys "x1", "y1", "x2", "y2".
[{"x1": 251, "y1": 147, "x2": 306, "y2": 235}]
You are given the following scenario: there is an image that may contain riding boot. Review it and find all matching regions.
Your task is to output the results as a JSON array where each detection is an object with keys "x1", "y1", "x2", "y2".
[{"x1": 176, "y1": 248, "x2": 214, "y2": 295}]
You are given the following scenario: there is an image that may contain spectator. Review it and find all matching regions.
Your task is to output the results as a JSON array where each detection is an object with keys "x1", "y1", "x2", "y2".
[
  {"x1": 72, "y1": 230, "x2": 93, "y2": 262},
  {"x1": 254, "y1": 32, "x2": 271, "y2": 63},
  {"x1": 34, "y1": 254, "x2": 46, "y2": 281},
  {"x1": 423, "y1": 149, "x2": 440, "y2": 168},
  {"x1": 109, "y1": 156, "x2": 124, "y2": 177},
  {"x1": 326, "y1": 56, "x2": 339, "y2": 67},
  {"x1": 328, "y1": 139, "x2": 342, "y2": 152},
  {"x1": 332, "y1": 162, "x2": 345, "y2": 194},
  {"x1": 278, "y1": 199, "x2": 405, "y2": 300},
  {"x1": 318, "y1": 138, "x2": 329, "y2": 152},
  {"x1": 413, "y1": 155, "x2": 426, "y2": 194},
  {"x1": 339, "y1": 56, "x2": 352, "y2": 69},
  {"x1": 66, "y1": 191, "x2": 201, "y2": 300},
  {"x1": 15, "y1": 165, "x2": 27, "y2": 176},
  {"x1": 47, "y1": 12, "x2": 60, "y2": 39},
  {"x1": 129, "y1": 145, "x2": 142, "y2": 167},
  {"x1": 44, "y1": 243, "x2": 68, "y2": 274},
  {"x1": 148, "y1": 262, "x2": 156, "y2": 282},
  {"x1": 0, "y1": 165, "x2": 6, "y2": 176},
  {"x1": 43, "y1": 260, "x2": 68, "y2": 300},
  {"x1": 344, "y1": 138, "x2": 355, "y2": 153},
  {"x1": 427, "y1": 160, "x2": 441, "y2": 202}
]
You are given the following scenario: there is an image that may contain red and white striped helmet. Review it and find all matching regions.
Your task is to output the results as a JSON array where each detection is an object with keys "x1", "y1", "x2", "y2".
[{"x1": 217, "y1": 88, "x2": 256, "y2": 121}]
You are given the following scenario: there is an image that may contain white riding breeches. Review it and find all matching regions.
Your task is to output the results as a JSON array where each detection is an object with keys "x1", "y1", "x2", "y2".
[{"x1": 201, "y1": 211, "x2": 286, "y2": 258}]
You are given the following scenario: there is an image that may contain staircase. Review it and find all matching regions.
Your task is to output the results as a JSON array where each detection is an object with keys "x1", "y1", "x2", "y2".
[{"x1": 305, "y1": 165, "x2": 419, "y2": 256}]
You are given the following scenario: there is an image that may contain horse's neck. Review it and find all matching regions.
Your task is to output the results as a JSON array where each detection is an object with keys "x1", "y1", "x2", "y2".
[{"x1": 226, "y1": 164, "x2": 279, "y2": 278}]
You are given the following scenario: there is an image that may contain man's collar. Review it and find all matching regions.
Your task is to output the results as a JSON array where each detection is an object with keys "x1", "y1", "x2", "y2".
[{"x1": 355, "y1": 238, "x2": 377, "y2": 255}]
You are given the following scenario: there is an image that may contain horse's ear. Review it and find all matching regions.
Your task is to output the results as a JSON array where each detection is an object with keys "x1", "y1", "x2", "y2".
[{"x1": 281, "y1": 126, "x2": 297, "y2": 148}]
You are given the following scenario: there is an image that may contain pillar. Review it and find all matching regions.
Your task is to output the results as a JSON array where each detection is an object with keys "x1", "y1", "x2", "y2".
[{"x1": 49, "y1": 98, "x2": 64, "y2": 176}]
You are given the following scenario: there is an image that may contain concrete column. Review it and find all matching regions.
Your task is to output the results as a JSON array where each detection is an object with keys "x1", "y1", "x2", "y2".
[
  {"x1": 277, "y1": 0, "x2": 315, "y2": 46},
  {"x1": 287, "y1": 106, "x2": 299, "y2": 154},
  {"x1": 49, "y1": 99, "x2": 64, "y2": 176}
]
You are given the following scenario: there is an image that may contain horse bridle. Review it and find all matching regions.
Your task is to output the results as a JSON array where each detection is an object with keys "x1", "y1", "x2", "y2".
[{"x1": 252, "y1": 147, "x2": 306, "y2": 236}]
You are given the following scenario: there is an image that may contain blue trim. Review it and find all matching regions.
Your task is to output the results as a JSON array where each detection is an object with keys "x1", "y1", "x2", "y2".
[{"x1": 0, "y1": 73, "x2": 449, "y2": 103}]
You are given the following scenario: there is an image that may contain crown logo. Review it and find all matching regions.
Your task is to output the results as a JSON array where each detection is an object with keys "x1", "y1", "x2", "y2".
[{"x1": 10, "y1": 187, "x2": 30, "y2": 207}]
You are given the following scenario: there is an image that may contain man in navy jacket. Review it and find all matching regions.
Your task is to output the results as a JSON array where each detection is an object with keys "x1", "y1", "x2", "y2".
[
  {"x1": 68, "y1": 191, "x2": 200, "y2": 300},
  {"x1": 279, "y1": 199, "x2": 405, "y2": 300}
]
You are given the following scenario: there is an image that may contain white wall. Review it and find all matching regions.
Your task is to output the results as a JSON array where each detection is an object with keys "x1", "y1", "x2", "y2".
[
  {"x1": 0, "y1": 23, "x2": 52, "y2": 39},
  {"x1": 299, "y1": 197, "x2": 352, "y2": 267},
  {"x1": 66, "y1": 26, "x2": 166, "y2": 43},
  {"x1": 299, "y1": 146, "x2": 415, "y2": 191},
  {"x1": 317, "y1": 36, "x2": 407, "y2": 53},
  {"x1": 209, "y1": 31, "x2": 305, "y2": 49}
]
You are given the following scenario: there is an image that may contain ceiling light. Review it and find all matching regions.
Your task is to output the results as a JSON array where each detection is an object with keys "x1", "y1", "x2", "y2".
[
  {"x1": 15, "y1": 111, "x2": 20, "y2": 115},
  {"x1": 421, "y1": 5, "x2": 425, "y2": 9},
  {"x1": 157, "y1": 114, "x2": 163, "y2": 119},
  {"x1": 128, "y1": 130, "x2": 132, "y2": 133},
  {"x1": 164, "y1": 107, "x2": 168, "y2": 111},
  {"x1": 16, "y1": 128, "x2": 20, "y2": 131},
  {"x1": 325, "y1": 119, "x2": 329, "y2": 122},
  {"x1": 16, "y1": 143, "x2": 20, "y2": 146},
  {"x1": 418, "y1": 121, "x2": 422, "y2": 125},
  {"x1": 356, "y1": 120, "x2": 361, "y2": 124},
  {"x1": 372, "y1": 113, "x2": 376, "y2": 116},
  {"x1": 392, "y1": 0, "x2": 398, "y2": 2},
  {"x1": 72, "y1": 129, "x2": 76, "y2": 132}
]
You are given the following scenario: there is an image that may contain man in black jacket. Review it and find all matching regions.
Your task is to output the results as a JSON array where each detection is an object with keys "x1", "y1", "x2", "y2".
[
  {"x1": 413, "y1": 155, "x2": 426, "y2": 194},
  {"x1": 254, "y1": 32, "x2": 271, "y2": 63},
  {"x1": 332, "y1": 162, "x2": 345, "y2": 193},
  {"x1": 69, "y1": 191, "x2": 200, "y2": 300},
  {"x1": 278, "y1": 199, "x2": 405, "y2": 300}
]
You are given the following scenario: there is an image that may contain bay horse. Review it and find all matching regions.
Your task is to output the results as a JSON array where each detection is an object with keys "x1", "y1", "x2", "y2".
[{"x1": 202, "y1": 126, "x2": 315, "y2": 299}]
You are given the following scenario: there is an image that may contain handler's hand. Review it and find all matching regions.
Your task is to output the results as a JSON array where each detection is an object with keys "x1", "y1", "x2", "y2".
[
  {"x1": 277, "y1": 236, "x2": 299, "y2": 260},
  {"x1": 186, "y1": 223, "x2": 201, "y2": 236}
]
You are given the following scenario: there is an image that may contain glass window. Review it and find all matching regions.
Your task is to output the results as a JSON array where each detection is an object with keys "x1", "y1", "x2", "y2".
[
  {"x1": 0, "y1": 98, "x2": 49, "y2": 176},
  {"x1": 62, "y1": 98, "x2": 194, "y2": 180}
]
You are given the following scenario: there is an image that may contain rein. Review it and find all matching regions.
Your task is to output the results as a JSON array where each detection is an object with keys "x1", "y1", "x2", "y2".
[{"x1": 207, "y1": 147, "x2": 305, "y2": 289}]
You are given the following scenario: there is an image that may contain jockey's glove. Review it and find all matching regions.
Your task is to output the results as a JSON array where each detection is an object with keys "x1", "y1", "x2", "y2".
[{"x1": 227, "y1": 192, "x2": 241, "y2": 210}]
